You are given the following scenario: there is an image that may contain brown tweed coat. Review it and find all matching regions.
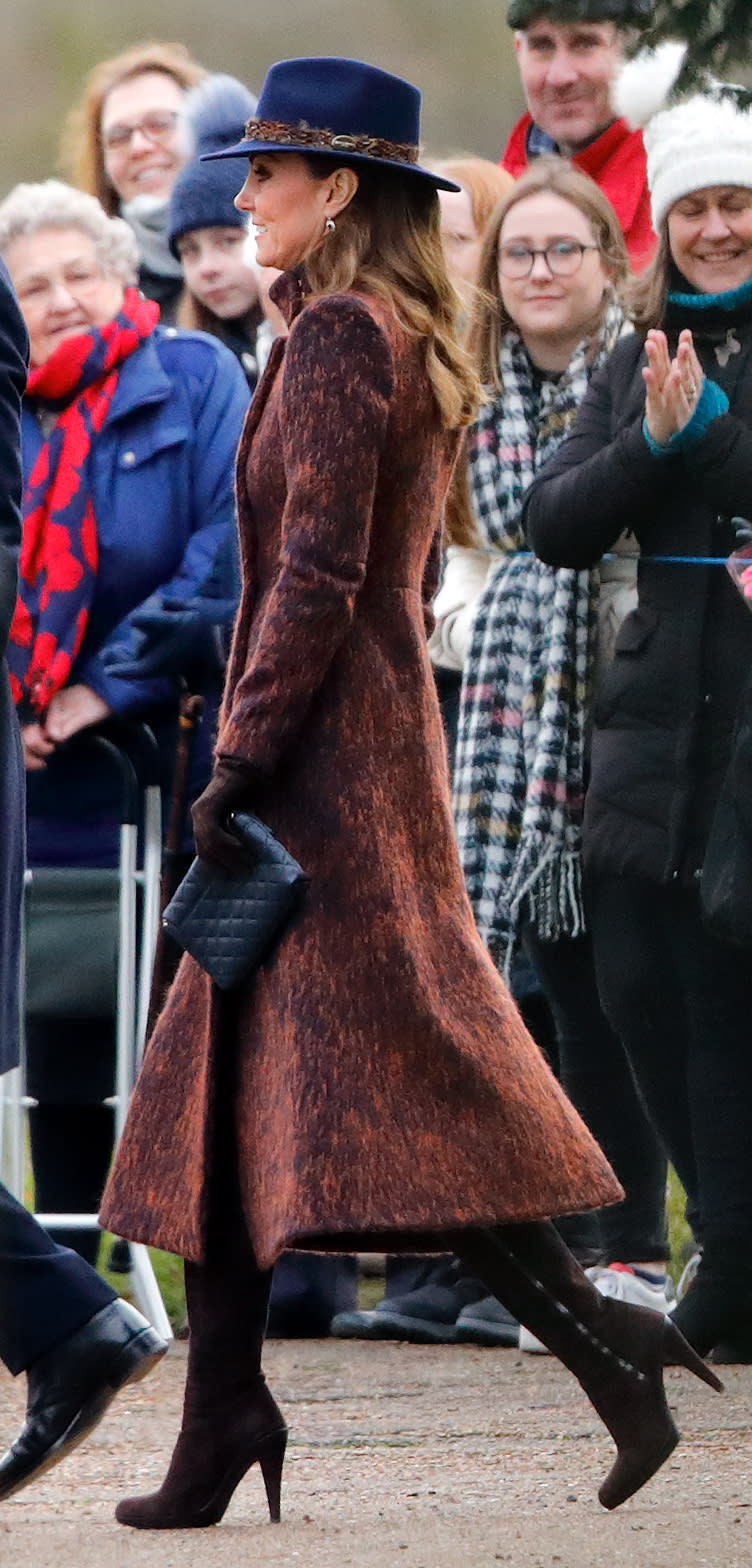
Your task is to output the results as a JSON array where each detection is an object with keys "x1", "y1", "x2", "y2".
[{"x1": 101, "y1": 270, "x2": 621, "y2": 1270}]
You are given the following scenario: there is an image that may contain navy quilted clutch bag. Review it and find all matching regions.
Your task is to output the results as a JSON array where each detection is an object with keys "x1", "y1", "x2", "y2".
[{"x1": 162, "y1": 811, "x2": 308, "y2": 989}]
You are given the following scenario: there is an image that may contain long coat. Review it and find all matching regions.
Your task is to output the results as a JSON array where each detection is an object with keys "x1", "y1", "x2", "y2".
[
  {"x1": 101, "y1": 271, "x2": 620, "y2": 1270},
  {"x1": 0, "y1": 262, "x2": 27, "y2": 1074},
  {"x1": 525, "y1": 301, "x2": 752, "y2": 889}
]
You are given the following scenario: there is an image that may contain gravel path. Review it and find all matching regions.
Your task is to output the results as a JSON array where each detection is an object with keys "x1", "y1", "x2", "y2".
[{"x1": 1, "y1": 1339, "x2": 751, "y2": 1567}]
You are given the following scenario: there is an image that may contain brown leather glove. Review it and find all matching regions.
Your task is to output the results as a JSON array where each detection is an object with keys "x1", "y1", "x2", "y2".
[{"x1": 191, "y1": 759, "x2": 257, "y2": 871}]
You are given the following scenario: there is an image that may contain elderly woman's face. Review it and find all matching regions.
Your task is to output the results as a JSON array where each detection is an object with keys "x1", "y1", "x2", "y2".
[
  {"x1": 5, "y1": 228, "x2": 125, "y2": 367},
  {"x1": 101, "y1": 70, "x2": 187, "y2": 206},
  {"x1": 667, "y1": 185, "x2": 752, "y2": 295}
]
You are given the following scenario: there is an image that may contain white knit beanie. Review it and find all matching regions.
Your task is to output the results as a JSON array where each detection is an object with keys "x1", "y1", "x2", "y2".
[{"x1": 613, "y1": 41, "x2": 752, "y2": 231}]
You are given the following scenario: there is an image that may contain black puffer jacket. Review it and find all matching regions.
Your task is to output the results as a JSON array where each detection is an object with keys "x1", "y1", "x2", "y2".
[{"x1": 524, "y1": 290, "x2": 752, "y2": 887}]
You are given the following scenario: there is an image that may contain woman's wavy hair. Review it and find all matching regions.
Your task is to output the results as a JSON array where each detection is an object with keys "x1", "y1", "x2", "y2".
[
  {"x1": 60, "y1": 41, "x2": 206, "y2": 215},
  {"x1": 467, "y1": 156, "x2": 631, "y2": 391},
  {"x1": 303, "y1": 156, "x2": 482, "y2": 430},
  {"x1": 627, "y1": 225, "x2": 672, "y2": 336}
]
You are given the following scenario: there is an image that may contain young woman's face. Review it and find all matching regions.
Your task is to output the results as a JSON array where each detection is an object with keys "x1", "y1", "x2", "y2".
[
  {"x1": 439, "y1": 186, "x2": 482, "y2": 300},
  {"x1": 101, "y1": 70, "x2": 187, "y2": 205},
  {"x1": 5, "y1": 227, "x2": 125, "y2": 366},
  {"x1": 234, "y1": 152, "x2": 337, "y2": 271},
  {"x1": 177, "y1": 226, "x2": 260, "y2": 320},
  {"x1": 498, "y1": 190, "x2": 609, "y2": 362},
  {"x1": 667, "y1": 186, "x2": 752, "y2": 295}
]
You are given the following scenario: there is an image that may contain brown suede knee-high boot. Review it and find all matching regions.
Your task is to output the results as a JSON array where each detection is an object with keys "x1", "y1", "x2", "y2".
[
  {"x1": 455, "y1": 1222, "x2": 722, "y2": 1511},
  {"x1": 116, "y1": 1247, "x2": 286, "y2": 1530}
]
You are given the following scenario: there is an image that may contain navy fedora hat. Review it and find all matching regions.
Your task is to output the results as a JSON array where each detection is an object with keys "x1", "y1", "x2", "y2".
[{"x1": 202, "y1": 57, "x2": 461, "y2": 192}]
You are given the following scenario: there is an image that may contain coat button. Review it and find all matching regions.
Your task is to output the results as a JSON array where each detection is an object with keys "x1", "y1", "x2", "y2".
[
  {"x1": 122, "y1": 451, "x2": 136, "y2": 466},
  {"x1": 703, "y1": 693, "x2": 712, "y2": 705},
  {"x1": 165, "y1": 326, "x2": 178, "y2": 337}
]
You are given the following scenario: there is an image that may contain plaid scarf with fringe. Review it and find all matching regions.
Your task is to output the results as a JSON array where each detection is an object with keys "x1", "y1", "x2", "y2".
[{"x1": 452, "y1": 303, "x2": 623, "y2": 971}]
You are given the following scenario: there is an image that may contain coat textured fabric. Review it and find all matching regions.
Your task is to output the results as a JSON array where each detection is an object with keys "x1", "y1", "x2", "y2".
[
  {"x1": 101, "y1": 271, "x2": 621, "y2": 1270},
  {"x1": 502, "y1": 113, "x2": 656, "y2": 272},
  {"x1": 0, "y1": 261, "x2": 26, "y2": 1074},
  {"x1": 524, "y1": 292, "x2": 752, "y2": 887}
]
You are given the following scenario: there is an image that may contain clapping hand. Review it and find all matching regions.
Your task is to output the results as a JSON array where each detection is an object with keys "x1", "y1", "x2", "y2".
[{"x1": 643, "y1": 329, "x2": 704, "y2": 448}]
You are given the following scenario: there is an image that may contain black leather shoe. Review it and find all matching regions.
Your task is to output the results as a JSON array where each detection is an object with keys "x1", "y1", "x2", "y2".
[
  {"x1": 332, "y1": 1260, "x2": 487, "y2": 1344},
  {"x1": 455, "y1": 1295, "x2": 520, "y2": 1346},
  {"x1": 0, "y1": 1299, "x2": 167, "y2": 1501}
]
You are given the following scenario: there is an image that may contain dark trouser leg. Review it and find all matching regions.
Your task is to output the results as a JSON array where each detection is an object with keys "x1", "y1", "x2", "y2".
[
  {"x1": 524, "y1": 926, "x2": 668, "y2": 1264},
  {"x1": 588, "y1": 878, "x2": 700, "y2": 1222},
  {"x1": 452, "y1": 1221, "x2": 720, "y2": 1510},
  {"x1": 268, "y1": 1252, "x2": 357, "y2": 1335},
  {"x1": 0, "y1": 1180, "x2": 114, "y2": 1375},
  {"x1": 662, "y1": 889, "x2": 752, "y2": 1351},
  {"x1": 26, "y1": 1017, "x2": 115, "y2": 1266}
]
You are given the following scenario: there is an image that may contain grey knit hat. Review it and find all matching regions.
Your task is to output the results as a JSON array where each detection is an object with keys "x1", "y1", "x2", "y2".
[{"x1": 507, "y1": 0, "x2": 652, "y2": 26}]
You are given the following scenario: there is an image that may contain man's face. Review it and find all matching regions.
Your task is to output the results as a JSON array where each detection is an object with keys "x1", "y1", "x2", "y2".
[{"x1": 516, "y1": 20, "x2": 623, "y2": 153}]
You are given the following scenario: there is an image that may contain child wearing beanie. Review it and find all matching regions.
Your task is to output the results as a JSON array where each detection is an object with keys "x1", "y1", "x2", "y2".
[{"x1": 168, "y1": 74, "x2": 264, "y2": 389}]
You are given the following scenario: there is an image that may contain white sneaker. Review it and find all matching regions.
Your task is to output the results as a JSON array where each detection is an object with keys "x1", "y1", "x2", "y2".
[{"x1": 518, "y1": 1264, "x2": 675, "y2": 1354}]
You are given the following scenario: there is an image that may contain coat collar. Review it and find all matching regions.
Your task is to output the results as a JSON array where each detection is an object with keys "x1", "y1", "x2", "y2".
[
  {"x1": 268, "y1": 268, "x2": 309, "y2": 327},
  {"x1": 103, "y1": 330, "x2": 175, "y2": 425}
]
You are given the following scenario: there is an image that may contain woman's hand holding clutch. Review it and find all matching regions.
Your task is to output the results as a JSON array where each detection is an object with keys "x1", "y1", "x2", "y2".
[{"x1": 191, "y1": 760, "x2": 257, "y2": 870}]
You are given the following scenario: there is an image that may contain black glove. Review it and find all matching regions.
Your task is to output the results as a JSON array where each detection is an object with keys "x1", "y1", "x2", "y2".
[{"x1": 191, "y1": 760, "x2": 257, "y2": 871}]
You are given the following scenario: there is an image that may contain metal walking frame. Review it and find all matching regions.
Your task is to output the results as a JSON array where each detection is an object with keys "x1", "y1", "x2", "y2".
[{"x1": 0, "y1": 720, "x2": 172, "y2": 1341}]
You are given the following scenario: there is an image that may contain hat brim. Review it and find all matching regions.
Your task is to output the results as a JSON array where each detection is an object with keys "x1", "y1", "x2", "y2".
[{"x1": 202, "y1": 139, "x2": 461, "y2": 192}]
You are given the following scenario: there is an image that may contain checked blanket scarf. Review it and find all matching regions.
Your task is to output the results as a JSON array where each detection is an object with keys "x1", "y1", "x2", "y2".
[
  {"x1": 7, "y1": 287, "x2": 159, "y2": 718},
  {"x1": 452, "y1": 302, "x2": 624, "y2": 972}
]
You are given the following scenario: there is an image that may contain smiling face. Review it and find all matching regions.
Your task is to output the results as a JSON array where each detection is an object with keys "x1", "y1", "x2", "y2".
[
  {"x1": 177, "y1": 225, "x2": 260, "y2": 320},
  {"x1": 101, "y1": 70, "x2": 187, "y2": 205},
  {"x1": 4, "y1": 227, "x2": 125, "y2": 366},
  {"x1": 516, "y1": 20, "x2": 622, "y2": 153},
  {"x1": 498, "y1": 189, "x2": 610, "y2": 369},
  {"x1": 667, "y1": 186, "x2": 752, "y2": 295},
  {"x1": 234, "y1": 151, "x2": 357, "y2": 271}
]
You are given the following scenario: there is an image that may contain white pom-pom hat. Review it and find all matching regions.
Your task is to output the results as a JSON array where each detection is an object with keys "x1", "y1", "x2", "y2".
[{"x1": 614, "y1": 41, "x2": 752, "y2": 231}]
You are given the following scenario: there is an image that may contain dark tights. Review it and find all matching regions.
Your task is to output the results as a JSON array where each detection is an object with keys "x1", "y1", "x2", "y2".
[
  {"x1": 589, "y1": 878, "x2": 752, "y2": 1252},
  {"x1": 524, "y1": 927, "x2": 669, "y2": 1264}
]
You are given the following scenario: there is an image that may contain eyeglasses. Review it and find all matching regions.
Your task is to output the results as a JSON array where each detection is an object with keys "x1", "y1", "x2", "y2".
[
  {"x1": 102, "y1": 111, "x2": 180, "y2": 152},
  {"x1": 498, "y1": 240, "x2": 600, "y2": 279}
]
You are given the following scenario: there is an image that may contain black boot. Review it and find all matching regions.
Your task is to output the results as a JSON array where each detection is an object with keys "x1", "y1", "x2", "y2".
[
  {"x1": 455, "y1": 1223, "x2": 722, "y2": 1511},
  {"x1": 116, "y1": 1248, "x2": 286, "y2": 1529}
]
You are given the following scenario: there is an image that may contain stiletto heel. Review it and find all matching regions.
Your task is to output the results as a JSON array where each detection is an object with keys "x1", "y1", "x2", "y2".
[
  {"x1": 258, "y1": 1429, "x2": 287, "y2": 1522},
  {"x1": 457, "y1": 1224, "x2": 724, "y2": 1512},
  {"x1": 662, "y1": 1318, "x2": 723, "y2": 1390}
]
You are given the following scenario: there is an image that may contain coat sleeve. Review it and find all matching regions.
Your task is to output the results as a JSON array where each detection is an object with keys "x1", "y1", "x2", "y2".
[
  {"x1": 216, "y1": 295, "x2": 393, "y2": 773},
  {"x1": 80, "y1": 346, "x2": 248, "y2": 713},
  {"x1": 677, "y1": 411, "x2": 752, "y2": 519},
  {"x1": 428, "y1": 545, "x2": 494, "y2": 672},
  {"x1": 0, "y1": 261, "x2": 27, "y2": 658},
  {"x1": 524, "y1": 354, "x2": 679, "y2": 568}
]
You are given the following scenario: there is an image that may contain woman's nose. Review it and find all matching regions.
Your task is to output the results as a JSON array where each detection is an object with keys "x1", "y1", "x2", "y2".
[
  {"x1": 701, "y1": 207, "x2": 733, "y2": 238},
  {"x1": 234, "y1": 175, "x2": 254, "y2": 213},
  {"x1": 529, "y1": 252, "x2": 554, "y2": 280},
  {"x1": 48, "y1": 280, "x2": 77, "y2": 309}
]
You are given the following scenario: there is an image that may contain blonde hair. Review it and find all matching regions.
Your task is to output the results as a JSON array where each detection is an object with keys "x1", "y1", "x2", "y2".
[
  {"x1": 304, "y1": 159, "x2": 481, "y2": 430},
  {"x1": 0, "y1": 179, "x2": 139, "y2": 285},
  {"x1": 60, "y1": 41, "x2": 206, "y2": 215},
  {"x1": 628, "y1": 225, "x2": 671, "y2": 335},
  {"x1": 432, "y1": 155, "x2": 515, "y2": 238},
  {"x1": 468, "y1": 156, "x2": 630, "y2": 389}
]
